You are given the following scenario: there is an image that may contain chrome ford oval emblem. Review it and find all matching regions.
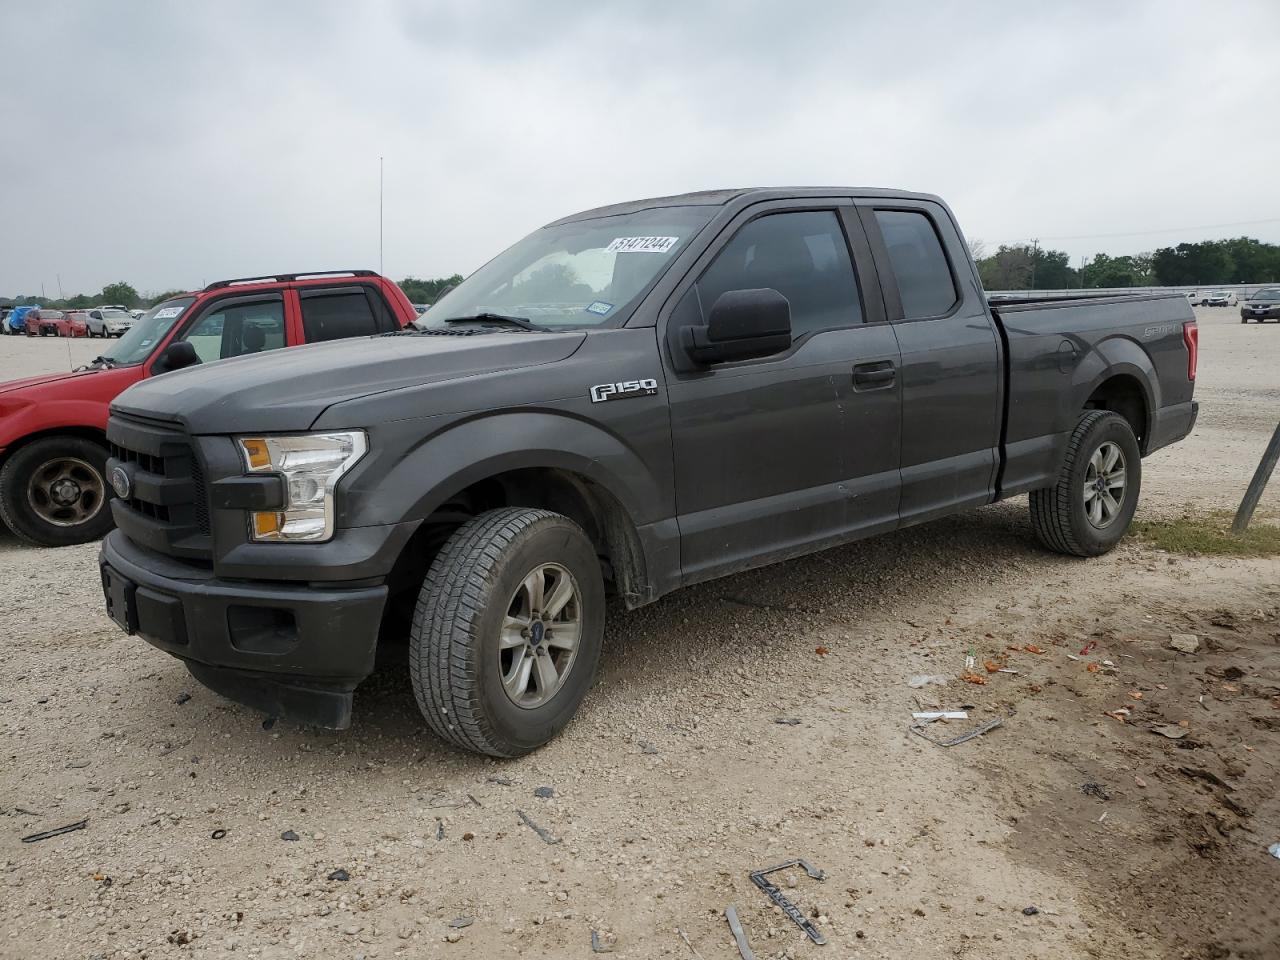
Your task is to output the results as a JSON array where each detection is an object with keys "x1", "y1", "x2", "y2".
[{"x1": 110, "y1": 465, "x2": 132, "y2": 499}]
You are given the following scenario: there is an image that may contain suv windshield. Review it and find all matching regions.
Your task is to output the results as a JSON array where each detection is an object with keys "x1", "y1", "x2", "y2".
[
  {"x1": 102, "y1": 297, "x2": 196, "y2": 365},
  {"x1": 419, "y1": 205, "x2": 714, "y2": 330},
  {"x1": 1252, "y1": 288, "x2": 1280, "y2": 300}
]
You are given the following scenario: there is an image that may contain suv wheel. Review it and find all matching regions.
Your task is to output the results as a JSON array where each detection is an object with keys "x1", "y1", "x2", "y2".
[
  {"x1": 0, "y1": 437, "x2": 115, "y2": 547},
  {"x1": 409, "y1": 507, "x2": 605, "y2": 757},
  {"x1": 1029, "y1": 410, "x2": 1142, "y2": 557}
]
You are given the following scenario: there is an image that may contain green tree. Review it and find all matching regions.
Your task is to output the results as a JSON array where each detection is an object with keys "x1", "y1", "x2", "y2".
[
  {"x1": 398, "y1": 274, "x2": 464, "y2": 304},
  {"x1": 100, "y1": 281, "x2": 140, "y2": 308}
]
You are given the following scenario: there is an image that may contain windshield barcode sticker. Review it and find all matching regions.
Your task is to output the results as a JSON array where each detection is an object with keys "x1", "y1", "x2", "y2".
[
  {"x1": 606, "y1": 236, "x2": 679, "y2": 254},
  {"x1": 153, "y1": 307, "x2": 183, "y2": 319}
]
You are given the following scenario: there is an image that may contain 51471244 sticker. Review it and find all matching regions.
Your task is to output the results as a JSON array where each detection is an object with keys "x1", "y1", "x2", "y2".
[{"x1": 606, "y1": 236, "x2": 679, "y2": 254}]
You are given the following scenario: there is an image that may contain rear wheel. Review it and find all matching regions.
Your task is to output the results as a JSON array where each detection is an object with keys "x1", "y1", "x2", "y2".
[
  {"x1": 0, "y1": 437, "x2": 115, "y2": 547},
  {"x1": 409, "y1": 507, "x2": 605, "y2": 757},
  {"x1": 1030, "y1": 410, "x2": 1141, "y2": 557}
]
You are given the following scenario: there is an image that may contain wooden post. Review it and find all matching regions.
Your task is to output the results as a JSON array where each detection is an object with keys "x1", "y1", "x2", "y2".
[{"x1": 1232, "y1": 422, "x2": 1280, "y2": 535}]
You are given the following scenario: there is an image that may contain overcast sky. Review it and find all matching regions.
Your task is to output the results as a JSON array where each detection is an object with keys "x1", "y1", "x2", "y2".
[{"x1": 2, "y1": 0, "x2": 1278, "y2": 297}]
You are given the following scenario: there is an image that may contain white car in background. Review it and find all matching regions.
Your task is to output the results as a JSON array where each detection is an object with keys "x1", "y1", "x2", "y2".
[
  {"x1": 86, "y1": 307, "x2": 136, "y2": 337},
  {"x1": 1200, "y1": 291, "x2": 1237, "y2": 307}
]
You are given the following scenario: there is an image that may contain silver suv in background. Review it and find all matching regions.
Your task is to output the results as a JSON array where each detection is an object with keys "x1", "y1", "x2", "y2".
[{"x1": 87, "y1": 307, "x2": 136, "y2": 337}]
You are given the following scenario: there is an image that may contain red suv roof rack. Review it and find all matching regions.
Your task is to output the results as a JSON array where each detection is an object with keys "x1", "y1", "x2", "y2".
[{"x1": 204, "y1": 270, "x2": 378, "y2": 291}]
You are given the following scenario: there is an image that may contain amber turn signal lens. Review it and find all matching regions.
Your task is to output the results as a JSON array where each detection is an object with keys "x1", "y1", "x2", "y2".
[
  {"x1": 251, "y1": 512, "x2": 282, "y2": 538},
  {"x1": 241, "y1": 438, "x2": 271, "y2": 470}
]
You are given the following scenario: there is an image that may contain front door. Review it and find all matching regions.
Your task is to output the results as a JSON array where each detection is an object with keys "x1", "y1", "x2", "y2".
[{"x1": 665, "y1": 202, "x2": 902, "y2": 585}]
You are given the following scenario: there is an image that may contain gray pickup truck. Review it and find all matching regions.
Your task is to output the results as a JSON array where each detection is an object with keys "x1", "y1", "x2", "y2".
[{"x1": 99, "y1": 187, "x2": 1198, "y2": 756}]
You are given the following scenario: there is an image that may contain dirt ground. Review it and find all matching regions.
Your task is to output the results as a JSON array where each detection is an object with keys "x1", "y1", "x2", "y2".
[{"x1": 1, "y1": 306, "x2": 1277, "y2": 960}]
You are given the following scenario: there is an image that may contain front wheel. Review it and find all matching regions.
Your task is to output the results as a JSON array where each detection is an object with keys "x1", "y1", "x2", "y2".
[
  {"x1": 0, "y1": 437, "x2": 115, "y2": 547},
  {"x1": 1029, "y1": 410, "x2": 1142, "y2": 557},
  {"x1": 409, "y1": 508, "x2": 605, "y2": 757}
]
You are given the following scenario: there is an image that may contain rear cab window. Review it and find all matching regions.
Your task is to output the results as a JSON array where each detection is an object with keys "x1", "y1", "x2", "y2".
[
  {"x1": 298, "y1": 285, "x2": 395, "y2": 343},
  {"x1": 873, "y1": 209, "x2": 958, "y2": 319}
]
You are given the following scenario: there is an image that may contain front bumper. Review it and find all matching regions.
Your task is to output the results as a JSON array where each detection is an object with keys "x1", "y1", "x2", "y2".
[
  {"x1": 1242, "y1": 307, "x2": 1280, "y2": 320},
  {"x1": 99, "y1": 530, "x2": 387, "y2": 728}
]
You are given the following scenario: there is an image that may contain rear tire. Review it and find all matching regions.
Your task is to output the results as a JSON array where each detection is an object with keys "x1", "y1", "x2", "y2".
[
  {"x1": 0, "y1": 437, "x2": 115, "y2": 547},
  {"x1": 409, "y1": 508, "x2": 605, "y2": 757},
  {"x1": 1029, "y1": 410, "x2": 1141, "y2": 557}
]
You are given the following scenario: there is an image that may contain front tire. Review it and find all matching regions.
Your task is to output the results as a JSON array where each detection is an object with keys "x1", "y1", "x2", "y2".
[
  {"x1": 0, "y1": 437, "x2": 115, "y2": 547},
  {"x1": 410, "y1": 508, "x2": 605, "y2": 757},
  {"x1": 1029, "y1": 410, "x2": 1142, "y2": 557}
]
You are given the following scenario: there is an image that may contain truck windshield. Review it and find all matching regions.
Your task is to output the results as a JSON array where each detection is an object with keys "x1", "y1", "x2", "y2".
[
  {"x1": 419, "y1": 205, "x2": 713, "y2": 330},
  {"x1": 102, "y1": 297, "x2": 196, "y2": 365}
]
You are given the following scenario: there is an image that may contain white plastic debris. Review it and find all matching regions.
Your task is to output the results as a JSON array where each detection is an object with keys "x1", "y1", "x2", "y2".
[
  {"x1": 908, "y1": 675, "x2": 949, "y2": 688},
  {"x1": 912, "y1": 711, "x2": 968, "y2": 720}
]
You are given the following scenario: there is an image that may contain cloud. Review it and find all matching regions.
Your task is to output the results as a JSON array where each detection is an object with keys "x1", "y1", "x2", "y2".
[{"x1": 1, "y1": 0, "x2": 1277, "y2": 296}]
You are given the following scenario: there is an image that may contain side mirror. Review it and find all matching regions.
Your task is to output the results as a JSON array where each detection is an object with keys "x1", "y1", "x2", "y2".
[
  {"x1": 153, "y1": 340, "x2": 201, "y2": 374},
  {"x1": 681, "y1": 288, "x2": 792, "y2": 365}
]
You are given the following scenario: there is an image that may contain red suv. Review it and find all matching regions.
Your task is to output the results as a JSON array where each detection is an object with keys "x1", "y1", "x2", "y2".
[{"x1": 0, "y1": 271, "x2": 416, "y2": 546}]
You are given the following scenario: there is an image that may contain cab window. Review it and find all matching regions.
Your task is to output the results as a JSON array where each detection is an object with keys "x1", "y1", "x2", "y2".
[
  {"x1": 181, "y1": 300, "x2": 286, "y2": 363},
  {"x1": 696, "y1": 211, "x2": 863, "y2": 339}
]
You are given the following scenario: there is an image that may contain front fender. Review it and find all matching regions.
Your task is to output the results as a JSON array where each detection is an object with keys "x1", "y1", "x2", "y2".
[
  {"x1": 338, "y1": 408, "x2": 668, "y2": 530},
  {"x1": 0, "y1": 399, "x2": 109, "y2": 453}
]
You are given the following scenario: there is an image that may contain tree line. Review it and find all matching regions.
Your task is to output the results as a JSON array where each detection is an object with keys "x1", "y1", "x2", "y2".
[
  {"x1": 6, "y1": 237, "x2": 1280, "y2": 306},
  {"x1": 973, "y1": 236, "x2": 1280, "y2": 290},
  {"x1": 1, "y1": 276, "x2": 467, "y2": 311}
]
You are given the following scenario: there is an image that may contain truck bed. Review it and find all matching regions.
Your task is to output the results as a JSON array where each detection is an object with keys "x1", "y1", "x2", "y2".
[{"x1": 991, "y1": 292, "x2": 1197, "y2": 498}]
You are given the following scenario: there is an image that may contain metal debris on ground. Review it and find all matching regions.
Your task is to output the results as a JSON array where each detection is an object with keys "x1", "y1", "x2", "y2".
[
  {"x1": 912, "y1": 711, "x2": 968, "y2": 721},
  {"x1": 516, "y1": 809, "x2": 561, "y2": 845},
  {"x1": 280, "y1": 830, "x2": 300, "y2": 841},
  {"x1": 749, "y1": 858, "x2": 827, "y2": 945},
  {"x1": 591, "y1": 929, "x2": 614, "y2": 953},
  {"x1": 435, "y1": 820, "x2": 444, "y2": 841},
  {"x1": 773, "y1": 717, "x2": 802, "y2": 726},
  {"x1": 327, "y1": 868, "x2": 350, "y2": 881},
  {"x1": 467, "y1": 793, "x2": 482, "y2": 807},
  {"x1": 676, "y1": 926, "x2": 706, "y2": 959},
  {"x1": 724, "y1": 904, "x2": 756, "y2": 960},
  {"x1": 21, "y1": 818, "x2": 88, "y2": 843},
  {"x1": 1080, "y1": 782, "x2": 1111, "y2": 801},
  {"x1": 448, "y1": 917, "x2": 473, "y2": 929},
  {"x1": 910, "y1": 714, "x2": 1005, "y2": 747},
  {"x1": 210, "y1": 829, "x2": 227, "y2": 840},
  {"x1": 487, "y1": 775, "x2": 513, "y2": 786}
]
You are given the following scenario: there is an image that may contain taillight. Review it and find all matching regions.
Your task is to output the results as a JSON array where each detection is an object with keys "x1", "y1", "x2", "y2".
[{"x1": 1183, "y1": 320, "x2": 1198, "y2": 381}]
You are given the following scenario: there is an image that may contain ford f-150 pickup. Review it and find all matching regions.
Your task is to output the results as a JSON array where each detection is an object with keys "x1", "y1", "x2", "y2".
[
  {"x1": 98, "y1": 187, "x2": 1198, "y2": 757},
  {"x1": 0, "y1": 271, "x2": 415, "y2": 546}
]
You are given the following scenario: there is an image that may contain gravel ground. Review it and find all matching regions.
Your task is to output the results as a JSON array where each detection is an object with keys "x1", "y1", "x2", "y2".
[{"x1": 1, "y1": 306, "x2": 1277, "y2": 960}]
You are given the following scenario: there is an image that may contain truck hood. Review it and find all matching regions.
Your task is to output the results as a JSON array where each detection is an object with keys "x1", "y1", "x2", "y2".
[
  {"x1": 111, "y1": 330, "x2": 588, "y2": 434},
  {"x1": 0, "y1": 367, "x2": 119, "y2": 397}
]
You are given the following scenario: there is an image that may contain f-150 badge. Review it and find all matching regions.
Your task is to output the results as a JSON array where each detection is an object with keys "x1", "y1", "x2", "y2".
[{"x1": 590, "y1": 378, "x2": 658, "y2": 403}]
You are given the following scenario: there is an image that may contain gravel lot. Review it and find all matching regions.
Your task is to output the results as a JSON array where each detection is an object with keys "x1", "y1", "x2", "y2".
[{"x1": 1, "y1": 306, "x2": 1277, "y2": 960}]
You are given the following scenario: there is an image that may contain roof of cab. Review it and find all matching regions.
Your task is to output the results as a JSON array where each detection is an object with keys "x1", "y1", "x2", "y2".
[{"x1": 547, "y1": 186, "x2": 945, "y2": 226}]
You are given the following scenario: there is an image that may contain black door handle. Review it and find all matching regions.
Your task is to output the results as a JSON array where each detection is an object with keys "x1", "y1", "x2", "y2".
[{"x1": 852, "y1": 361, "x2": 896, "y2": 390}]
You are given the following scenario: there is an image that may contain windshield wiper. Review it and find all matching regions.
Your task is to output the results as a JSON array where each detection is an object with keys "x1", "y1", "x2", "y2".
[{"x1": 443, "y1": 312, "x2": 541, "y2": 331}]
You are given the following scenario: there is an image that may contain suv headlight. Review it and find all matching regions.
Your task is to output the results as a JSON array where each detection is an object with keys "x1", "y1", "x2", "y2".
[{"x1": 236, "y1": 431, "x2": 367, "y2": 542}]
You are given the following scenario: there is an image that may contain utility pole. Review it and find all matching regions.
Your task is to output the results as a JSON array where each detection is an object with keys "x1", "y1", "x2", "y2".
[
  {"x1": 57, "y1": 273, "x2": 64, "y2": 299},
  {"x1": 1029, "y1": 238, "x2": 1040, "y2": 290}
]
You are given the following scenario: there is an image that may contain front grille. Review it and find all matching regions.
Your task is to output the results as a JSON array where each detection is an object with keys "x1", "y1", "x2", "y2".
[{"x1": 106, "y1": 415, "x2": 212, "y2": 560}]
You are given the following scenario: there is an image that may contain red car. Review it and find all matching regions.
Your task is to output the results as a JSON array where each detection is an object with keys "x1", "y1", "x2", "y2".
[
  {"x1": 0, "y1": 270, "x2": 417, "y2": 546},
  {"x1": 27, "y1": 309, "x2": 87, "y2": 337}
]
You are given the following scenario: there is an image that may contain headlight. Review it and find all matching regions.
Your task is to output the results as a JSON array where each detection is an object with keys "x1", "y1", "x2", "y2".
[{"x1": 236, "y1": 431, "x2": 367, "y2": 542}]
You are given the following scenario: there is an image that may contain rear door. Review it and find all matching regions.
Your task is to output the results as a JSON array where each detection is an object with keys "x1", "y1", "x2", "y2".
[
  {"x1": 858, "y1": 200, "x2": 1002, "y2": 525},
  {"x1": 664, "y1": 199, "x2": 902, "y2": 584}
]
